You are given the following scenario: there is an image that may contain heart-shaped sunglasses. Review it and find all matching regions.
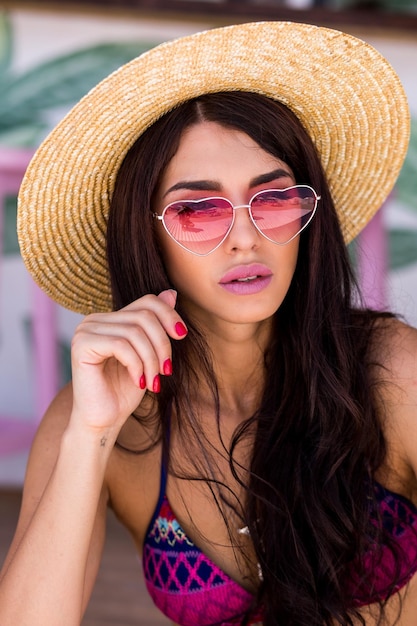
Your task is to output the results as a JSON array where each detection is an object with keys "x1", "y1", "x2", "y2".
[{"x1": 154, "y1": 184, "x2": 320, "y2": 256}]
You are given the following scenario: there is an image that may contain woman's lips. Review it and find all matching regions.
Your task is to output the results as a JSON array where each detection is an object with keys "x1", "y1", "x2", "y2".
[{"x1": 219, "y1": 264, "x2": 273, "y2": 295}]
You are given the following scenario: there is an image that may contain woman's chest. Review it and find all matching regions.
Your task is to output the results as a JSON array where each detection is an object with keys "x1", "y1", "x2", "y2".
[{"x1": 107, "y1": 441, "x2": 259, "y2": 594}]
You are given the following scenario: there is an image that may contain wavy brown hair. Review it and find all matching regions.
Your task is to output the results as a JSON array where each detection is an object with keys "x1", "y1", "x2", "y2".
[{"x1": 107, "y1": 92, "x2": 400, "y2": 625}]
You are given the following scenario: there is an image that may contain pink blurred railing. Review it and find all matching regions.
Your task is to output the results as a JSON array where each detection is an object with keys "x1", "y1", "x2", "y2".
[
  {"x1": 0, "y1": 147, "x2": 59, "y2": 455},
  {"x1": 0, "y1": 147, "x2": 389, "y2": 456}
]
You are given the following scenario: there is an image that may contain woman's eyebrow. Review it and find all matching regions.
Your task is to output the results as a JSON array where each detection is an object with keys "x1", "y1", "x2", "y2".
[
  {"x1": 163, "y1": 168, "x2": 293, "y2": 198},
  {"x1": 249, "y1": 168, "x2": 293, "y2": 187},
  {"x1": 164, "y1": 179, "x2": 221, "y2": 197}
]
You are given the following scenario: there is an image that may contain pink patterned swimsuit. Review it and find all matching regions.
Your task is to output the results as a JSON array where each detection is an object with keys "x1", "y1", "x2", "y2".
[
  {"x1": 348, "y1": 481, "x2": 417, "y2": 606},
  {"x1": 142, "y1": 463, "x2": 262, "y2": 626},
  {"x1": 142, "y1": 464, "x2": 417, "y2": 626}
]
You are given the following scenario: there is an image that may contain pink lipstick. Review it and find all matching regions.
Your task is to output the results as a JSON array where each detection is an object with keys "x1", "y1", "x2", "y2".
[{"x1": 219, "y1": 264, "x2": 272, "y2": 295}]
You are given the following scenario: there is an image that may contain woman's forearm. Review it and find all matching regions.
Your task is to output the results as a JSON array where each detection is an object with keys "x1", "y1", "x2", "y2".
[{"x1": 0, "y1": 422, "x2": 114, "y2": 626}]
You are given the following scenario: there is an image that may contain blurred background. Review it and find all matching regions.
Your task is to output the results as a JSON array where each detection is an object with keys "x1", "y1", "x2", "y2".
[{"x1": 0, "y1": 0, "x2": 416, "y2": 486}]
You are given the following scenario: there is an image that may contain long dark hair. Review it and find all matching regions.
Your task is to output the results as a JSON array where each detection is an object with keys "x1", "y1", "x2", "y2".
[{"x1": 107, "y1": 92, "x2": 398, "y2": 625}]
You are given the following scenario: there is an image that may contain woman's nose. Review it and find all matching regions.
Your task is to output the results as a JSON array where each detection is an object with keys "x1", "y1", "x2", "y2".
[{"x1": 224, "y1": 204, "x2": 261, "y2": 252}]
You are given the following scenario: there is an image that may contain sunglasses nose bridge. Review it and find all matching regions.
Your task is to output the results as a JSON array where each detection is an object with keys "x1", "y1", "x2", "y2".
[
  {"x1": 229, "y1": 203, "x2": 256, "y2": 229},
  {"x1": 233, "y1": 203, "x2": 251, "y2": 212},
  {"x1": 231, "y1": 203, "x2": 253, "y2": 226},
  {"x1": 224, "y1": 202, "x2": 262, "y2": 247}
]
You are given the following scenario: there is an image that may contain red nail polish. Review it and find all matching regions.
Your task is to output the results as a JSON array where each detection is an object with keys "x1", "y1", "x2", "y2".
[
  {"x1": 163, "y1": 358, "x2": 172, "y2": 376},
  {"x1": 175, "y1": 322, "x2": 188, "y2": 337},
  {"x1": 153, "y1": 375, "x2": 161, "y2": 393},
  {"x1": 139, "y1": 374, "x2": 146, "y2": 389}
]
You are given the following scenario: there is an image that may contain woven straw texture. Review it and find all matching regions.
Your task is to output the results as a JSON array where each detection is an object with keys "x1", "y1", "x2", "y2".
[{"x1": 17, "y1": 21, "x2": 410, "y2": 314}]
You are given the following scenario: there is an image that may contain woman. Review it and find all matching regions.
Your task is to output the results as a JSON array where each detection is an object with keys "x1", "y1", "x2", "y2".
[{"x1": 1, "y1": 21, "x2": 416, "y2": 626}]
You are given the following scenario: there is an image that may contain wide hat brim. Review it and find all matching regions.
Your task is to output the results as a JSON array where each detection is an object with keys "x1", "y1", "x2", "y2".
[{"x1": 17, "y1": 21, "x2": 410, "y2": 314}]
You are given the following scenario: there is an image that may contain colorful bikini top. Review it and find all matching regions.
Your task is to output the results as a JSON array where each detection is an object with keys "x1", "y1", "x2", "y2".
[{"x1": 142, "y1": 464, "x2": 417, "y2": 626}]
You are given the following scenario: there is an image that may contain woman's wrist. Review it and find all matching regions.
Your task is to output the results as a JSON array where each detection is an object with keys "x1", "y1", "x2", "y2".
[{"x1": 61, "y1": 417, "x2": 119, "y2": 468}]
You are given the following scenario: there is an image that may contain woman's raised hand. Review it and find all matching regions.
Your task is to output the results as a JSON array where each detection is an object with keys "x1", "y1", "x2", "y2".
[{"x1": 70, "y1": 289, "x2": 187, "y2": 436}]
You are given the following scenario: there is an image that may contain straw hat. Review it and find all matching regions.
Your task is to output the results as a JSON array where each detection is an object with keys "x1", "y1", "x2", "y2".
[{"x1": 17, "y1": 21, "x2": 410, "y2": 314}]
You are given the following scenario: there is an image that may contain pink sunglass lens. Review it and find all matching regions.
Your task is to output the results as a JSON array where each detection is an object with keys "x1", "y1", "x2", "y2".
[
  {"x1": 163, "y1": 198, "x2": 233, "y2": 255},
  {"x1": 251, "y1": 187, "x2": 316, "y2": 243}
]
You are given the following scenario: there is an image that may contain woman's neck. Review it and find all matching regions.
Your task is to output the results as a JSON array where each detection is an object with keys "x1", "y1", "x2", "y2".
[{"x1": 189, "y1": 315, "x2": 273, "y2": 420}]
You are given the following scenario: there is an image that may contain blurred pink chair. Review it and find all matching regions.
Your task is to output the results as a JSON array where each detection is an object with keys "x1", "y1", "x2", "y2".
[{"x1": 0, "y1": 147, "x2": 59, "y2": 455}]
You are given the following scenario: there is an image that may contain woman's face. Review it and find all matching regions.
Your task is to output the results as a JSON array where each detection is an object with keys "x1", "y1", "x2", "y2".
[{"x1": 153, "y1": 121, "x2": 300, "y2": 331}]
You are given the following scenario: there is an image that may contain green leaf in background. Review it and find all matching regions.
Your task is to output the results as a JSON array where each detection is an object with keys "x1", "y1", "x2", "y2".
[
  {"x1": 0, "y1": 40, "x2": 155, "y2": 145},
  {"x1": 389, "y1": 228, "x2": 417, "y2": 270},
  {"x1": 0, "y1": 13, "x2": 12, "y2": 82},
  {"x1": 396, "y1": 118, "x2": 417, "y2": 212},
  {"x1": 3, "y1": 195, "x2": 19, "y2": 255},
  {"x1": 0, "y1": 10, "x2": 156, "y2": 147},
  {"x1": 0, "y1": 122, "x2": 46, "y2": 147},
  {"x1": 386, "y1": 118, "x2": 417, "y2": 270}
]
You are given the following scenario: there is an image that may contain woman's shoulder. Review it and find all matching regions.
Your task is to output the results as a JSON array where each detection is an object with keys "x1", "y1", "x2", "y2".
[
  {"x1": 372, "y1": 317, "x2": 417, "y2": 478},
  {"x1": 372, "y1": 316, "x2": 417, "y2": 384}
]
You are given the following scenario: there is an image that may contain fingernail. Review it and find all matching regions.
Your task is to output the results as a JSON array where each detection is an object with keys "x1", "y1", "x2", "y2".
[
  {"x1": 153, "y1": 375, "x2": 161, "y2": 393},
  {"x1": 139, "y1": 374, "x2": 146, "y2": 389},
  {"x1": 163, "y1": 358, "x2": 172, "y2": 376},
  {"x1": 175, "y1": 322, "x2": 188, "y2": 337}
]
